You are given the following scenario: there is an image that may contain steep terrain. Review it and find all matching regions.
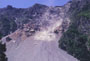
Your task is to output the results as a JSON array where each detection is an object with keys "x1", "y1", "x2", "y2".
[
  {"x1": 1, "y1": 3, "x2": 78, "y2": 61},
  {"x1": 1, "y1": 0, "x2": 90, "y2": 61},
  {"x1": 0, "y1": 4, "x2": 48, "y2": 36},
  {"x1": 59, "y1": 0, "x2": 90, "y2": 61}
]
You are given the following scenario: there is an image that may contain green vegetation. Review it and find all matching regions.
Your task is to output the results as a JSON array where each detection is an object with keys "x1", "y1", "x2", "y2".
[
  {"x1": 0, "y1": 42, "x2": 7, "y2": 61},
  {"x1": 0, "y1": 15, "x2": 17, "y2": 36},
  {"x1": 59, "y1": 8, "x2": 90, "y2": 61},
  {"x1": 0, "y1": 33, "x2": 2, "y2": 39},
  {"x1": 87, "y1": 37, "x2": 90, "y2": 49},
  {"x1": 77, "y1": 2, "x2": 90, "y2": 18},
  {"x1": 59, "y1": 1, "x2": 90, "y2": 60},
  {"x1": 78, "y1": 11, "x2": 90, "y2": 18},
  {"x1": 0, "y1": 34, "x2": 7, "y2": 61},
  {"x1": 59, "y1": 23, "x2": 90, "y2": 61}
]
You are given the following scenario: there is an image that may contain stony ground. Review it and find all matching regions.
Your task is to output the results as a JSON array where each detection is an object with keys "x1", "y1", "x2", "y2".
[{"x1": 2, "y1": 5, "x2": 78, "y2": 61}]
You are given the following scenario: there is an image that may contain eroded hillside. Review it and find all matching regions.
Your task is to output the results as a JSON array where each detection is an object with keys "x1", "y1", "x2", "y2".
[{"x1": 1, "y1": 2, "x2": 78, "y2": 61}]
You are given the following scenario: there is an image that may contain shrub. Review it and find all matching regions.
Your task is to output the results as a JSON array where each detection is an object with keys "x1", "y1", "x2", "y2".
[
  {"x1": 78, "y1": 11, "x2": 90, "y2": 18},
  {"x1": 0, "y1": 42, "x2": 7, "y2": 61}
]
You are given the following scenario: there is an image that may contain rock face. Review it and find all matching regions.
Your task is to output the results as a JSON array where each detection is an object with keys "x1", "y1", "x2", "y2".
[{"x1": 1, "y1": 3, "x2": 78, "y2": 61}]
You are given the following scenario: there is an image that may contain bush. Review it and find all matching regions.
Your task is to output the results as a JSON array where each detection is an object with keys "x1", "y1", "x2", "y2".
[
  {"x1": 0, "y1": 33, "x2": 7, "y2": 61},
  {"x1": 78, "y1": 11, "x2": 90, "y2": 18},
  {"x1": 59, "y1": 19, "x2": 90, "y2": 61}
]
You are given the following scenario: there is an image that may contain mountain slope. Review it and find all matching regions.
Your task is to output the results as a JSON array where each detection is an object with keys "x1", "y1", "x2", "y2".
[
  {"x1": 59, "y1": 0, "x2": 90, "y2": 61},
  {"x1": 1, "y1": 4, "x2": 78, "y2": 61}
]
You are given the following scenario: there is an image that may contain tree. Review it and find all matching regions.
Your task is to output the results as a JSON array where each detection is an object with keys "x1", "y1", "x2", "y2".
[
  {"x1": 0, "y1": 42, "x2": 7, "y2": 61},
  {"x1": 0, "y1": 33, "x2": 7, "y2": 61}
]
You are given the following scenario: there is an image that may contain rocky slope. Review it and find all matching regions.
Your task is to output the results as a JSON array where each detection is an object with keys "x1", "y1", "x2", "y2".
[
  {"x1": 0, "y1": 4, "x2": 48, "y2": 36},
  {"x1": 1, "y1": 0, "x2": 90, "y2": 61},
  {"x1": 0, "y1": 2, "x2": 78, "y2": 61}
]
